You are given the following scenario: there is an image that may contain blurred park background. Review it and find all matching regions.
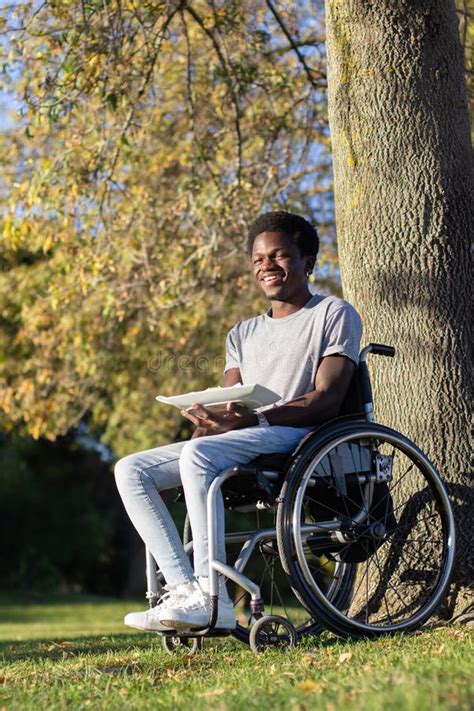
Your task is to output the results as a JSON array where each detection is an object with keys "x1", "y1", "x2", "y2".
[
  {"x1": 0, "y1": 0, "x2": 472, "y2": 607},
  {"x1": 0, "y1": 0, "x2": 338, "y2": 600}
]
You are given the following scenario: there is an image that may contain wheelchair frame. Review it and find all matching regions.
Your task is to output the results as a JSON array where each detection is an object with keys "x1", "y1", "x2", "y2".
[{"x1": 143, "y1": 343, "x2": 456, "y2": 652}]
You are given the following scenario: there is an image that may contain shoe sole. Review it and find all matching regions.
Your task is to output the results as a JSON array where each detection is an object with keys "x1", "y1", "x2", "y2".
[
  {"x1": 125, "y1": 621, "x2": 176, "y2": 632},
  {"x1": 160, "y1": 618, "x2": 236, "y2": 631},
  {"x1": 160, "y1": 618, "x2": 203, "y2": 630},
  {"x1": 125, "y1": 623, "x2": 147, "y2": 631}
]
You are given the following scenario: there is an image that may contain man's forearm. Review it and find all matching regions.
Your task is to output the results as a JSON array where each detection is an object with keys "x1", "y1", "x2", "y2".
[{"x1": 257, "y1": 388, "x2": 343, "y2": 428}]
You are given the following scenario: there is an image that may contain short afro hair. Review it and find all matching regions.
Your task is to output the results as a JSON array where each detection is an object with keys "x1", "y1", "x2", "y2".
[{"x1": 247, "y1": 211, "x2": 319, "y2": 259}]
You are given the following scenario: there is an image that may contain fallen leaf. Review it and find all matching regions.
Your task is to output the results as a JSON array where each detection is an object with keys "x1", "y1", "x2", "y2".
[
  {"x1": 196, "y1": 689, "x2": 225, "y2": 698},
  {"x1": 301, "y1": 653, "x2": 319, "y2": 665},
  {"x1": 297, "y1": 680, "x2": 324, "y2": 693},
  {"x1": 46, "y1": 640, "x2": 74, "y2": 651},
  {"x1": 338, "y1": 651, "x2": 352, "y2": 664}
]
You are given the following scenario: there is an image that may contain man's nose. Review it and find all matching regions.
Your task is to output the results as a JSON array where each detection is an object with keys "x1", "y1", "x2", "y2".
[{"x1": 261, "y1": 255, "x2": 276, "y2": 270}]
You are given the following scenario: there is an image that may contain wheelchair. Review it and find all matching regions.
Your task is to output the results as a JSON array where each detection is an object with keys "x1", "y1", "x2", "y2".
[{"x1": 144, "y1": 343, "x2": 456, "y2": 653}]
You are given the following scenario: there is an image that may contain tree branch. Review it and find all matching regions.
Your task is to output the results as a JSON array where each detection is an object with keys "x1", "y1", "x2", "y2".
[{"x1": 265, "y1": 0, "x2": 325, "y2": 88}]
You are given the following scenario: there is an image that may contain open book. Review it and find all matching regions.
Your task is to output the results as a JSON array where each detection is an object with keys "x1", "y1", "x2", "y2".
[{"x1": 155, "y1": 384, "x2": 280, "y2": 410}]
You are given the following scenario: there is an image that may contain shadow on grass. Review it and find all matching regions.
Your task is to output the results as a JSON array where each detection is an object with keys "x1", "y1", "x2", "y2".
[
  {"x1": 0, "y1": 627, "x2": 374, "y2": 666},
  {"x1": 0, "y1": 631, "x2": 163, "y2": 664}
]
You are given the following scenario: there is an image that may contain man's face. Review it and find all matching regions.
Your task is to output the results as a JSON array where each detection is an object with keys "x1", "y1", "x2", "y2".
[{"x1": 250, "y1": 231, "x2": 313, "y2": 301}]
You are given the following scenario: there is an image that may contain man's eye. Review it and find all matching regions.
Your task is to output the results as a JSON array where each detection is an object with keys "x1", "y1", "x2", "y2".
[{"x1": 253, "y1": 258, "x2": 263, "y2": 265}]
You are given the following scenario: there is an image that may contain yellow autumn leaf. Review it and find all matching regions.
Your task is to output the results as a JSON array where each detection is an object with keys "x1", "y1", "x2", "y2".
[
  {"x1": 42, "y1": 235, "x2": 54, "y2": 253},
  {"x1": 296, "y1": 680, "x2": 324, "y2": 693},
  {"x1": 196, "y1": 688, "x2": 225, "y2": 698},
  {"x1": 338, "y1": 651, "x2": 353, "y2": 664}
]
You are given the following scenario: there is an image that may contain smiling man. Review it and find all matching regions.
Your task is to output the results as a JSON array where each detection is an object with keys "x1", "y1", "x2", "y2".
[{"x1": 115, "y1": 211, "x2": 362, "y2": 632}]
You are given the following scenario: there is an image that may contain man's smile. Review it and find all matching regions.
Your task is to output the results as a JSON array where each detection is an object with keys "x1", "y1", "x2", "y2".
[{"x1": 261, "y1": 272, "x2": 285, "y2": 285}]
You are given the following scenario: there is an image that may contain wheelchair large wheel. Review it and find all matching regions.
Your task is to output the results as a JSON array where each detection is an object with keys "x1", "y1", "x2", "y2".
[
  {"x1": 277, "y1": 423, "x2": 455, "y2": 638},
  {"x1": 183, "y1": 508, "x2": 356, "y2": 643}
]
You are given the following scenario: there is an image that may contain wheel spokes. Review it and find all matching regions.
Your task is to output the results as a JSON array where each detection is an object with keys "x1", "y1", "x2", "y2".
[{"x1": 292, "y1": 430, "x2": 453, "y2": 633}]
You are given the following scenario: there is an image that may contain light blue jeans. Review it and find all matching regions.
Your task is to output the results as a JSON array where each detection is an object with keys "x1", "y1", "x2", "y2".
[{"x1": 114, "y1": 425, "x2": 312, "y2": 587}]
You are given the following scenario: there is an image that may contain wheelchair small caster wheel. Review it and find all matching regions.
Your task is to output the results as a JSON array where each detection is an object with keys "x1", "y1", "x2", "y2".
[
  {"x1": 161, "y1": 635, "x2": 202, "y2": 655},
  {"x1": 249, "y1": 615, "x2": 297, "y2": 653}
]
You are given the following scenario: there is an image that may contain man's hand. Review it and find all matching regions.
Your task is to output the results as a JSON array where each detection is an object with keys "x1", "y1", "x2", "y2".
[
  {"x1": 182, "y1": 401, "x2": 257, "y2": 437},
  {"x1": 190, "y1": 426, "x2": 210, "y2": 439}
]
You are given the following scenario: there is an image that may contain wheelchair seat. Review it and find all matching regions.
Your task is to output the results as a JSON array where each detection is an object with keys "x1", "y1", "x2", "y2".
[
  {"x1": 239, "y1": 452, "x2": 290, "y2": 473},
  {"x1": 222, "y1": 457, "x2": 287, "y2": 509}
]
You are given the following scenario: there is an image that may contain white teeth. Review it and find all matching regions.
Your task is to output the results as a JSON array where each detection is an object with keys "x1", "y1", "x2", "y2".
[{"x1": 263, "y1": 275, "x2": 281, "y2": 282}]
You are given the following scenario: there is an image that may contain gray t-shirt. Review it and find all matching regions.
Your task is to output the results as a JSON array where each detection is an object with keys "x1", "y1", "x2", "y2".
[{"x1": 224, "y1": 294, "x2": 362, "y2": 410}]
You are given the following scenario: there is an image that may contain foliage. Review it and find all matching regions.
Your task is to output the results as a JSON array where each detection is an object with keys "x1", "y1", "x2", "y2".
[
  {"x1": 0, "y1": 596, "x2": 473, "y2": 710},
  {"x1": 0, "y1": 1, "x2": 338, "y2": 455},
  {"x1": 0, "y1": 434, "x2": 129, "y2": 593}
]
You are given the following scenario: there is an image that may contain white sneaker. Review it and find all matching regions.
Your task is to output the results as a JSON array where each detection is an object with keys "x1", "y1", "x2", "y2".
[
  {"x1": 198, "y1": 575, "x2": 232, "y2": 604},
  {"x1": 124, "y1": 581, "x2": 197, "y2": 632},
  {"x1": 159, "y1": 580, "x2": 236, "y2": 630},
  {"x1": 124, "y1": 607, "x2": 170, "y2": 632}
]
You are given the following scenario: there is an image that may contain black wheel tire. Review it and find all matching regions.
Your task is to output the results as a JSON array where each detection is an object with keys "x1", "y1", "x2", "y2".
[
  {"x1": 249, "y1": 615, "x2": 297, "y2": 653},
  {"x1": 277, "y1": 422, "x2": 456, "y2": 639},
  {"x1": 161, "y1": 635, "x2": 203, "y2": 655}
]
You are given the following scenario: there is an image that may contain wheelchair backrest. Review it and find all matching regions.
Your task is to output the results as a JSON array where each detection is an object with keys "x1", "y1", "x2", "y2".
[
  {"x1": 338, "y1": 342, "x2": 395, "y2": 418},
  {"x1": 313, "y1": 441, "x2": 372, "y2": 478}
]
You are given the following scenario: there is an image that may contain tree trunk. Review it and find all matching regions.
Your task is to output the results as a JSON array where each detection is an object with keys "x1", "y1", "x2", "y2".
[{"x1": 325, "y1": 0, "x2": 473, "y2": 619}]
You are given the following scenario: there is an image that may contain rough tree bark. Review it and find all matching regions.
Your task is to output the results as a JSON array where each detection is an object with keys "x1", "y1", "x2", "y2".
[{"x1": 325, "y1": 0, "x2": 473, "y2": 619}]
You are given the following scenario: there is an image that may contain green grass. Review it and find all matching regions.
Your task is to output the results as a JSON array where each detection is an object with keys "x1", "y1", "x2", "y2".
[{"x1": 0, "y1": 594, "x2": 473, "y2": 710}]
